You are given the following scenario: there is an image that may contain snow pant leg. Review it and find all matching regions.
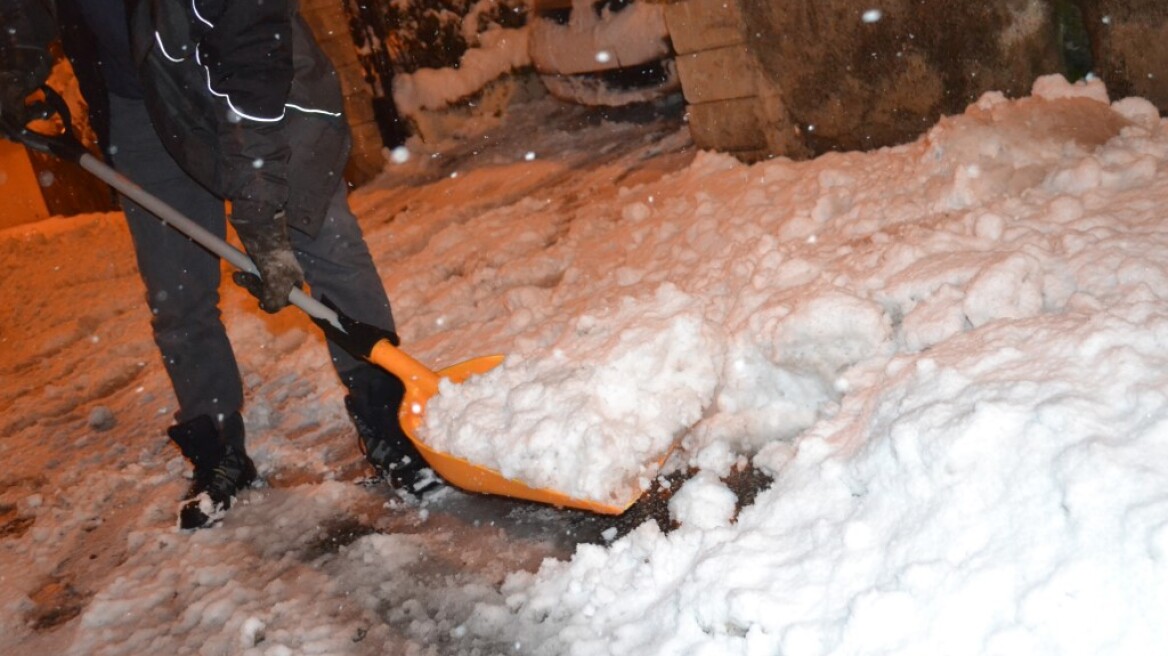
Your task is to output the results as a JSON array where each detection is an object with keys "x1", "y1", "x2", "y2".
[
  {"x1": 289, "y1": 183, "x2": 396, "y2": 388},
  {"x1": 106, "y1": 94, "x2": 244, "y2": 424}
]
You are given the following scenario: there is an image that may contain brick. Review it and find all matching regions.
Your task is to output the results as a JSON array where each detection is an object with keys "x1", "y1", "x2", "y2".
[
  {"x1": 686, "y1": 97, "x2": 768, "y2": 151},
  {"x1": 675, "y1": 45, "x2": 758, "y2": 103},
  {"x1": 664, "y1": 0, "x2": 746, "y2": 55},
  {"x1": 342, "y1": 94, "x2": 377, "y2": 123},
  {"x1": 345, "y1": 122, "x2": 385, "y2": 185}
]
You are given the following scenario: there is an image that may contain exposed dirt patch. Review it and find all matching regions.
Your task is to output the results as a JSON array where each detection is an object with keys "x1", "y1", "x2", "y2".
[
  {"x1": 0, "y1": 504, "x2": 36, "y2": 539},
  {"x1": 18, "y1": 496, "x2": 136, "y2": 635},
  {"x1": 27, "y1": 578, "x2": 87, "y2": 632},
  {"x1": 559, "y1": 463, "x2": 776, "y2": 546},
  {"x1": 300, "y1": 517, "x2": 379, "y2": 561}
]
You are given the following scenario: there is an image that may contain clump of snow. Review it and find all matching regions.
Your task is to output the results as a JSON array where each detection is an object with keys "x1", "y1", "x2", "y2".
[
  {"x1": 239, "y1": 616, "x2": 265, "y2": 647},
  {"x1": 667, "y1": 471, "x2": 736, "y2": 530},
  {"x1": 87, "y1": 405, "x2": 116, "y2": 431}
]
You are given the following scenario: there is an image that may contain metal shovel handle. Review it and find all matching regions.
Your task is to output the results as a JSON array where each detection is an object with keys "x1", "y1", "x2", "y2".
[{"x1": 14, "y1": 86, "x2": 342, "y2": 329}]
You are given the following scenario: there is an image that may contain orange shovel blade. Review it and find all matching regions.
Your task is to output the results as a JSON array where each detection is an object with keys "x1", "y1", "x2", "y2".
[{"x1": 367, "y1": 341, "x2": 644, "y2": 515}]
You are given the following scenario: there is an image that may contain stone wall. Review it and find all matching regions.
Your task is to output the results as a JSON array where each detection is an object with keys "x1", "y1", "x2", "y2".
[
  {"x1": 1077, "y1": 0, "x2": 1168, "y2": 111},
  {"x1": 667, "y1": 0, "x2": 1067, "y2": 160},
  {"x1": 665, "y1": 0, "x2": 808, "y2": 161}
]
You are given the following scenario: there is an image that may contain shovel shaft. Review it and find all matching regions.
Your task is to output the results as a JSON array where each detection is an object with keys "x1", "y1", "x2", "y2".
[{"x1": 77, "y1": 153, "x2": 342, "y2": 330}]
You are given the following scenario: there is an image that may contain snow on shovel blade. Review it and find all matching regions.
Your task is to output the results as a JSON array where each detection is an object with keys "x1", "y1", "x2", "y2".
[{"x1": 366, "y1": 341, "x2": 645, "y2": 515}]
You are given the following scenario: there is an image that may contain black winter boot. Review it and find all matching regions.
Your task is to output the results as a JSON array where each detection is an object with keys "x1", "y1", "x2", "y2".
[
  {"x1": 345, "y1": 369, "x2": 441, "y2": 497},
  {"x1": 168, "y1": 412, "x2": 257, "y2": 529}
]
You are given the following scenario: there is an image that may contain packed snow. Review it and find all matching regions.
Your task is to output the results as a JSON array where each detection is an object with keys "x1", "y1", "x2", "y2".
[
  {"x1": 2, "y1": 71, "x2": 1168, "y2": 656},
  {"x1": 526, "y1": 0, "x2": 671, "y2": 76},
  {"x1": 392, "y1": 27, "x2": 531, "y2": 118},
  {"x1": 424, "y1": 282, "x2": 721, "y2": 505}
]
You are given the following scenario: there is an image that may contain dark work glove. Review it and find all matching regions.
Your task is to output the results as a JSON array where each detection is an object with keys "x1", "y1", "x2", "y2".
[
  {"x1": 232, "y1": 266, "x2": 302, "y2": 313},
  {"x1": 0, "y1": 0, "x2": 55, "y2": 139},
  {"x1": 231, "y1": 210, "x2": 304, "y2": 313},
  {"x1": 311, "y1": 295, "x2": 400, "y2": 360},
  {"x1": 0, "y1": 72, "x2": 33, "y2": 140}
]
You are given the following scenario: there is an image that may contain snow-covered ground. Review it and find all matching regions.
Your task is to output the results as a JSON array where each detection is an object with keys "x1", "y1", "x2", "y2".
[{"x1": 3, "y1": 73, "x2": 1168, "y2": 655}]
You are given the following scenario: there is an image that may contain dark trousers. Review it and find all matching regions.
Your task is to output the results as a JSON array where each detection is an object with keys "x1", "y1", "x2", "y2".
[{"x1": 107, "y1": 93, "x2": 395, "y2": 425}]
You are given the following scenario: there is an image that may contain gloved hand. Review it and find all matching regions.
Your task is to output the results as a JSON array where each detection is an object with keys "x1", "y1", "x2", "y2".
[
  {"x1": 311, "y1": 295, "x2": 400, "y2": 360},
  {"x1": 231, "y1": 209, "x2": 305, "y2": 313},
  {"x1": 0, "y1": 0, "x2": 54, "y2": 139},
  {"x1": 0, "y1": 72, "x2": 34, "y2": 140},
  {"x1": 232, "y1": 261, "x2": 303, "y2": 313}
]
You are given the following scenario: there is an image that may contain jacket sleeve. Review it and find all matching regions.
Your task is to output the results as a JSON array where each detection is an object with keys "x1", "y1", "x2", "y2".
[
  {"x1": 198, "y1": 0, "x2": 295, "y2": 234},
  {"x1": 0, "y1": 0, "x2": 57, "y2": 95}
]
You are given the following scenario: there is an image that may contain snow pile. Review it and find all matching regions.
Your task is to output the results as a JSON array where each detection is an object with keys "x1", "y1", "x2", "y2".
[
  {"x1": 478, "y1": 309, "x2": 1168, "y2": 655},
  {"x1": 443, "y1": 76, "x2": 1168, "y2": 654}
]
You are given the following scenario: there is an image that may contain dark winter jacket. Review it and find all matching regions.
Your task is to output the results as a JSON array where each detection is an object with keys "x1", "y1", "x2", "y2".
[
  {"x1": 131, "y1": 0, "x2": 351, "y2": 237},
  {"x1": 0, "y1": 0, "x2": 351, "y2": 238}
]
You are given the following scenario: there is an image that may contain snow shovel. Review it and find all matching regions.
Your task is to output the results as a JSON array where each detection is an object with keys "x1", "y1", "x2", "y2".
[{"x1": 10, "y1": 86, "x2": 639, "y2": 515}]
